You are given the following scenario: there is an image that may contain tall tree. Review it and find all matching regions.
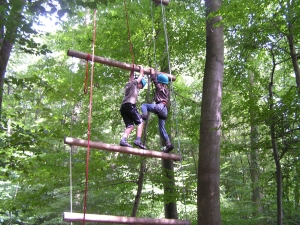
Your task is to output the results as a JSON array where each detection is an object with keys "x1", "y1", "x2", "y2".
[
  {"x1": 269, "y1": 48, "x2": 283, "y2": 225},
  {"x1": 197, "y1": 0, "x2": 223, "y2": 224},
  {"x1": 0, "y1": 0, "x2": 26, "y2": 119},
  {"x1": 249, "y1": 70, "x2": 263, "y2": 222}
]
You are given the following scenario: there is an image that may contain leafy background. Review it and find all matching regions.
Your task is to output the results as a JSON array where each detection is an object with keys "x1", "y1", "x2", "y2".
[{"x1": 0, "y1": 0, "x2": 300, "y2": 224}]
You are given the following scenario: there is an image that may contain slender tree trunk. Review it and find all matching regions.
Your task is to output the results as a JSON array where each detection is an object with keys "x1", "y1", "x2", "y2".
[
  {"x1": 197, "y1": 0, "x2": 223, "y2": 224},
  {"x1": 131, "y1": 161, "x2": 146, "y2": 217},
  {"x1": 285, "y1": 0, "x2": 300, "y2": 88},
  {"x1": 295, "y1": 162, "x2": 300, "y2": 209},
  {"x1": 162, "y1": 159, "x2": 178, "y2": 219},
  {"x1": 269, "y1": 50, "x2": 283, "y2": 225},
  {"x1": 249, "y1": 72, "x2": 263, "y2": 222},
  {"x1": 287, "y1": 34, "x2": 300, "y2": 88}
]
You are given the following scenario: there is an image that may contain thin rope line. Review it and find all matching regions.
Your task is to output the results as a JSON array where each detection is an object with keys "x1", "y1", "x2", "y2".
[
  {"x1": 124, "y1": 0, "x2": 135, "y2": 77},
  {"x1": 69, "y1": 25, "x2": 75, "y2": 225},
  {"x1": 150, "y1": 1, "x2": 158, "y2": 69},
  {"x1": 160, "y1": 1, "x2": 188, "y2": 223},
  {"x1": 69, "y1": 92, "x2": 73, "y2": 225},
  {"x1": 82, "y1": 9, "x2": 97, "y2": 225}
]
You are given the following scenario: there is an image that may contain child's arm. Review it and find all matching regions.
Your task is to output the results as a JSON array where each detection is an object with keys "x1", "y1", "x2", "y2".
[
  {"x1": 136, "y1": 65, "x2": 144, "y2": 83},
  {"x1": 149, "y1": 68, "x2": 159, "y2": 87},
  {"x1": 149, "y1": 68, "x2": 156, "y2": 79},
  {"x1": 129, "y1": 68, "x2": 134, "y2": 82}
]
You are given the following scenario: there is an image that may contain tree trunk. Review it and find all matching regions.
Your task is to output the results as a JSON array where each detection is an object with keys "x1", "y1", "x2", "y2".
[
  {"x1": 295, "y1": 162, "x2": 300, "y2": 209},
  {"x1": 249, "y1": 71, "x2": 263, "y2": 222},
  {"x1": 162, "y1": 159, "x2": 178, "y2": 219},
  {"x1": 0, "y1": 39, "x2": 13, "y2": 119},
  {"x1": 285, "y1": 0, "x2": 300, "y2": 88},
  {"x1": 0, "y1": 1, "x2": 25, "y2": 119},
  {"x1": 269, "y1": 50, "x2": 283, "y2": 225},
  {"x1": 197, "y1": 0, "x2": 223, "y2": 224},
  {"x1": 287, "y1": 34, "x2": 300, "y2": 88},
  {"x1": 131, "y1": 161, "x2": 146, "y2": 217}
]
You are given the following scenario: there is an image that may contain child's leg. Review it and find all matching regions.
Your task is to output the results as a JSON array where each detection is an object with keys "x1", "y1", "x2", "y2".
[
  {"x1": 120, "y1": 104, "x2": 135, "y2": 147},
  {"x1": 136, "y1": 122, "x2": 144, "y2": 138},
  {"x1": 141, "y1": 103, "x2": 156, "y2": 115},
  {"x1": 133, "y1": 122, "x2": 146, "y2": 149},
  {"x1": 122, "y1": 126, "x2": 134, "y2": 139},
  {"x1": 158, "y1": 117, "x2": 174, "y2": 153},
  {"x1": 158, "y1": 118, "x2": 170, "y2": 142},
  {"x1": 120, "y1": 125, "x2": 134, "y2": 147}
]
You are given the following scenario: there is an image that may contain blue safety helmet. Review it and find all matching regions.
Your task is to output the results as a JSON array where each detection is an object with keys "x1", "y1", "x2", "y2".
[
  {"x1": 140, "y1": 78, "x2": 147, "y2": 88},
  {"x1": 157, "y1": 74, "x2": 169, "y2": 84}
]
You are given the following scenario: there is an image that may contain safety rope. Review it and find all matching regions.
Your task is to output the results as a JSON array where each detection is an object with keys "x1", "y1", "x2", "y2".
[
  {"x1": 83, "y1": 54, "x2": 91, "y2": 94},
  {"x1": 159, "y1": 1, "x2": 188, "y2": 223},
  {"x1": 123, "y1": 0, "x2": 135, "y2": 79},
  {"x1": 69, "y1": 21, "x2": 76, "y2": 225},
  {"x1": 150, "y1": 2, "x2": 158, "y2": 70},
  {"x1": 69, "y1": 85, "x2": 73, "y2": 225},
  {"x1": 82, "y1": 9, "x2": 97, "y2": 225}
]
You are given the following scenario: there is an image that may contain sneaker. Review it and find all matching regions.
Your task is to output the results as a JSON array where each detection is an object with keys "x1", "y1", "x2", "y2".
[
  {"x1": 163, "y1": 144, "x2": 174, "y2": 153},
  {"x1": 141, "y1": 114, "x2": 148, "y2": 120},
  {"x1": 133, "y1": 140, "x2": 147, "y2": 149},
  {"x1": 120, "y1": 140, "x2": 132, "y2": 147}
]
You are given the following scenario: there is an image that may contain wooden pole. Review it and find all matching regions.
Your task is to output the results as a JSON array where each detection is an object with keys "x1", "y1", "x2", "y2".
[
  {"x1": 64, "y1": 137, "x2": 182, "y2": 161},
  {"x1": 63, "y1": 212, "x2": 190, "y2": 224},
  {"x1": 152, "y1": 0, "x2": 169, "y2": 6},
  {"x1": 67, "y1": 50, "x2": 176, "y2": 81}
]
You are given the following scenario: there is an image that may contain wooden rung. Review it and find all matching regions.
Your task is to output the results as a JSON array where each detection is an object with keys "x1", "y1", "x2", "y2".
[
  {"x1": 152, "y1": 0, "x2": 169, "y2": 6},
  {"x1": 64, "y1": 137, "x2": 182, "y2": 161},
  {"x1": 63, "y1": 212, "x2": 190, "y2": 224},
  {"x1": 67, "y1": 50, "x2": 176, "y2": 81}
]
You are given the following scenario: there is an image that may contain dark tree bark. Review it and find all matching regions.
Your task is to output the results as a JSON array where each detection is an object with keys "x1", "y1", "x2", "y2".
[
  {"x1": 287, "y1": 34, "x2": 300, "y2": 88},
  {"x1": 0, "y1": 1, "x2": 25, "y2": 119},
  {"x1": 131, "y1": 161, "x2": 146, "y2": 217},
  {"x1": 162, "y1": 159, "x2": 178, "y2": 219},
  {"x1": 295, "y1": 163, "x2": 300, "y2": 209},
  {"x1": 285, "y1": 0, "x2": 300, "y2": 88},
  {"x1": 269, "y1": 50, "x2": 283, "y2": 225},
  {"x1": 197, "y1": 0, "x2": 224, "y2": 224}
]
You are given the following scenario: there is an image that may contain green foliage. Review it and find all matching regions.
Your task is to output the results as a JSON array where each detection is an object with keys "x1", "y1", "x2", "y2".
[{"x1": 1, "y1": 0, "x2": 300, "y2": 224}]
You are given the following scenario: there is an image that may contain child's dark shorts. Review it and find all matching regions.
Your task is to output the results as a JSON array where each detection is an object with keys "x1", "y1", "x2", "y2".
[{"x1": 120, "y1": 103, "x2": 143, "y2": 128}]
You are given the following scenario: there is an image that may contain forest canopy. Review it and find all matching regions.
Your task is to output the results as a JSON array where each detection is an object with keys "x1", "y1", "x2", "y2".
[{"x1": 0, "y1": 0, "x2": 299, "y2": 224}]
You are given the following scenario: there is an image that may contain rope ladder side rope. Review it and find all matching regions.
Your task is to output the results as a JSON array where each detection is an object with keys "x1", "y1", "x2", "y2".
[
  {"x1": 82, "y1": 9, "x2": 97, "y2": 225},
  {"x1": 159, "y1": 1, "x2": 189, "y2": 223}
]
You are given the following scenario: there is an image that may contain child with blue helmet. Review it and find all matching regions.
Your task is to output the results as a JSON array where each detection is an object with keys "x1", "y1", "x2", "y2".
[
  {"x1": 120, "y1": 65, "x2": 147, "y2": 149},
  {"x1": 141, "y1": 68, "x2": 174, "y2": 153}
]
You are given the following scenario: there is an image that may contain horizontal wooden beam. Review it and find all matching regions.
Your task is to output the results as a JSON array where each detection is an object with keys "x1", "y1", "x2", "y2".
[
  {"x1": 63, "y1": 212, "x2": 190, "y2": 224},
  {"x1": 64, "y1": 137, "x2": 182, "y2": 161},
  {"x1": 152, "y1": 0, "x2": 169, "y2": 6},
  {"x1": 67, "y1": 50, "x2": 176, "y2": 81}
]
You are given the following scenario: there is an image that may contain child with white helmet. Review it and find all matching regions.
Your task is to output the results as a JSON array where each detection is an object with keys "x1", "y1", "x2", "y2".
[
  {"x1": 120, "y1": 65, "x2": 147, "y2": 149},
  {"x1": 141, "y1": 68, "x2": 174, "y2": 153}
]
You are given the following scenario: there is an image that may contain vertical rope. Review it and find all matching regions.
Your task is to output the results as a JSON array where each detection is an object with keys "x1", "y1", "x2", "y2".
[
  {"x1": 150, "y1": 1, "x2": 158, "y2": 70},
  {"x1": 69, "y1": 25, "x2": 76, "y2": 225},
  {"x1": 69, "y1": 99, "x2": 73, "y2": 225},
  {"x1": 123, "y1": 0, "x2": 135, "y2": 79},
  {"x1": 69, "y1": 145, "x2": 73, "y2": 224},
  {"x1": 160, "y1": 1, "x2": 188, "y2": 223},
  {"x1": 82, "y1": 9, "x2": 97, "y2": 225}
]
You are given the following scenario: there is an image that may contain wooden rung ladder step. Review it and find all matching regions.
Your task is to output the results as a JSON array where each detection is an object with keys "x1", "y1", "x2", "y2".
[
  {"x1": 67, "y1": 50, "x2": 176, "y2": 81},
  {"x1": 63, "y1": 212, "x2": 190, "y2": 224},
  {"x1": 64, "y1": 137, "x2": 182, "y2": 161}
]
